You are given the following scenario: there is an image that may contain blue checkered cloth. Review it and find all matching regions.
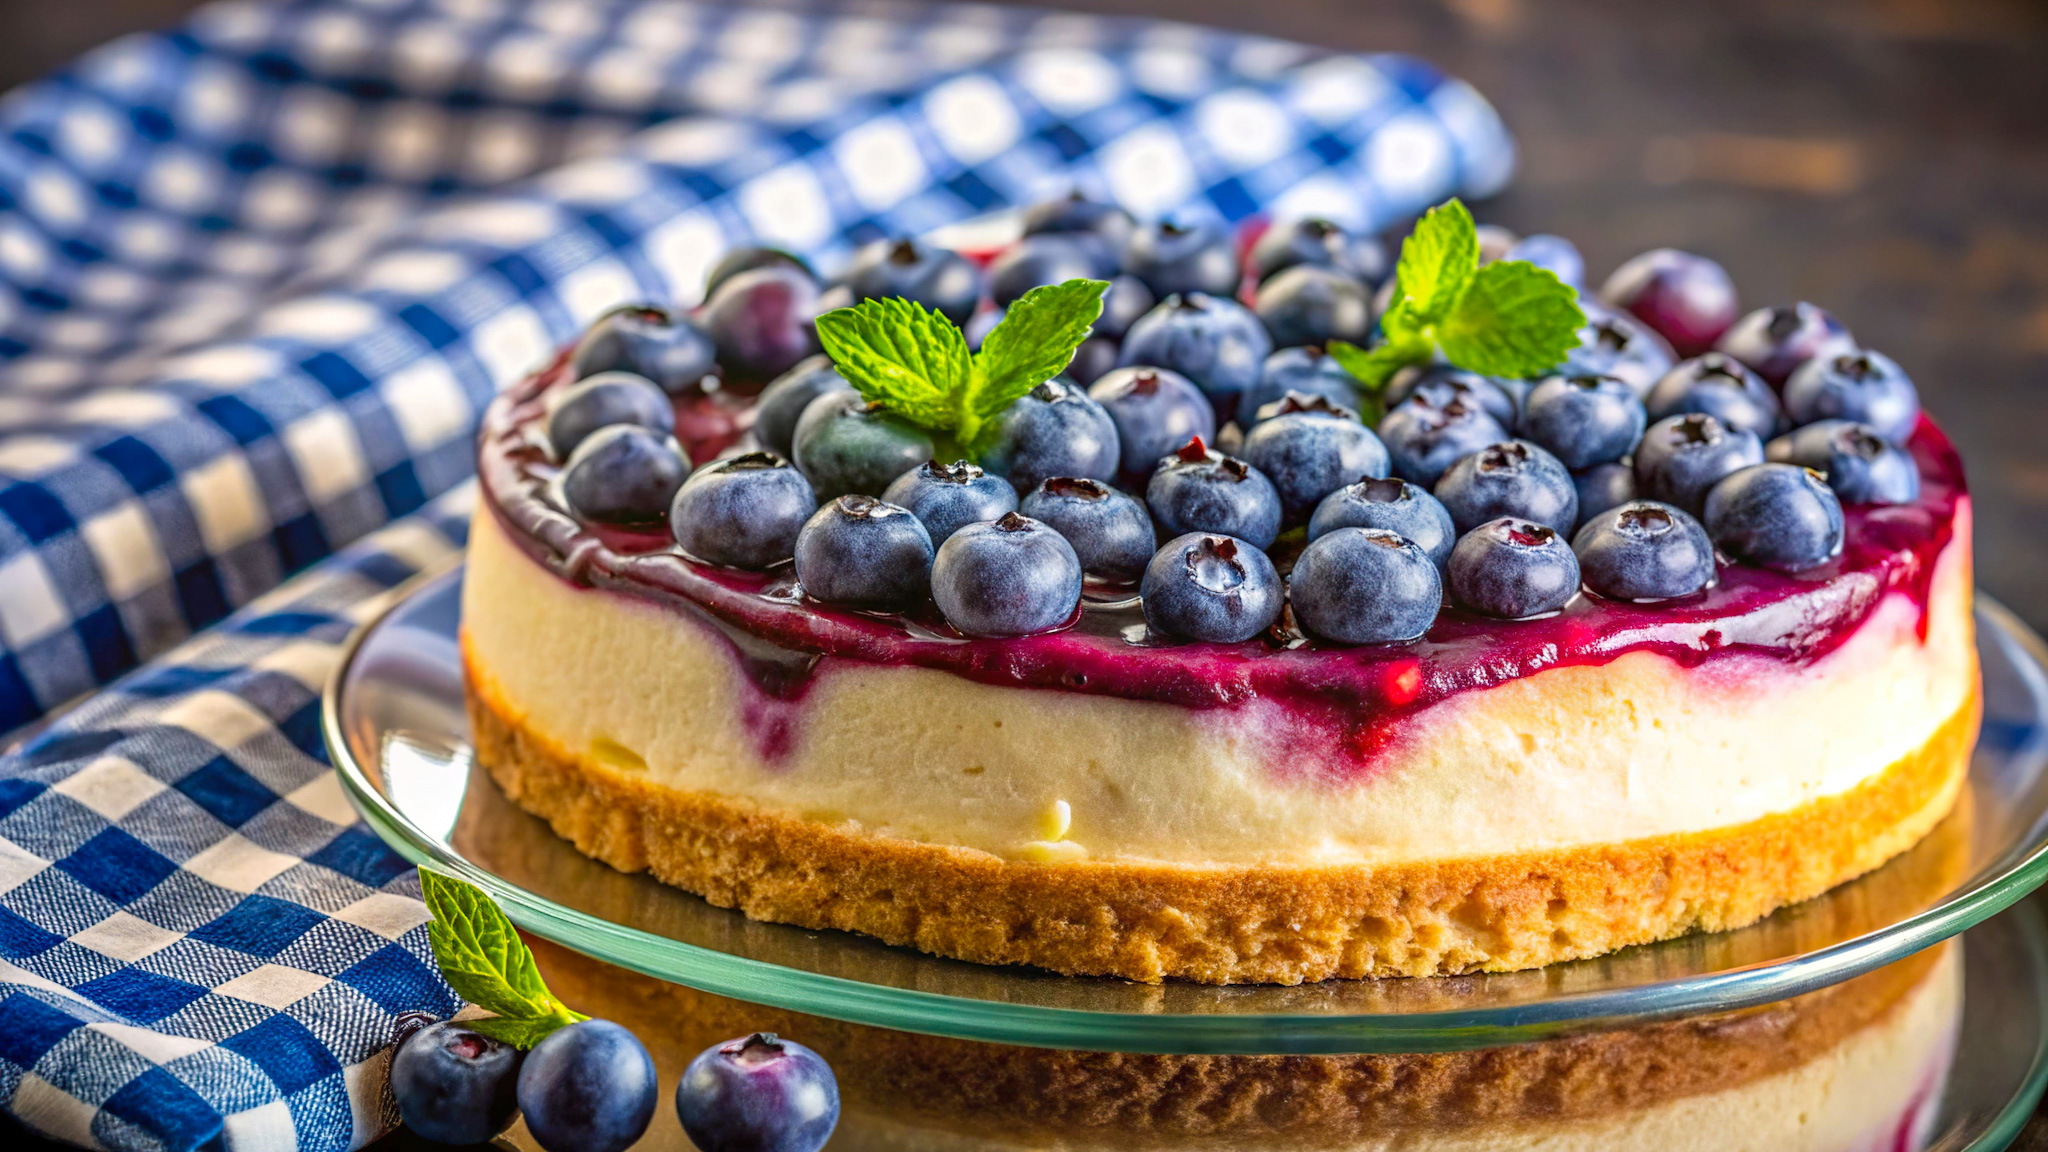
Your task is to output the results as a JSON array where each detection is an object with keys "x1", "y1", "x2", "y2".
[{"x1": 0, "y1": 0, "x2": 1512, "y2": 1147}]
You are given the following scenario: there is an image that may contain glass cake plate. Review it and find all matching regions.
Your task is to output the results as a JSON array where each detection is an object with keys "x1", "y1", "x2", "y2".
[{"x1": 328, "y1": 566, "x2": 2048, "y2": 1055}]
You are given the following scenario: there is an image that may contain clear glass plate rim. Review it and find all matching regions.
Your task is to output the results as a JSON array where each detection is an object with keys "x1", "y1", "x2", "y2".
[{"x1": 326, "y1": 565, "x2": 2048, "y2": 1055}]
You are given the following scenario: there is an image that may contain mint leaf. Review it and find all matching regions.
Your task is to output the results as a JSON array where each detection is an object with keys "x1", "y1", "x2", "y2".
[
  {"x1": 814, "y1": 296, "x2": 971, "y2": 432},
  {"x1": 419, "y1": 869, "x2": 587, "y2": 1048},
  {"x1": 965, "y1": 279, "x2": 1107, "y2": 449},
  {"x1": 1393, "y1": 199, "x2": 1479, "y2": 324},
  {"x1": 1435, "y1": 261, "x2": 1586, "y2": 379}
]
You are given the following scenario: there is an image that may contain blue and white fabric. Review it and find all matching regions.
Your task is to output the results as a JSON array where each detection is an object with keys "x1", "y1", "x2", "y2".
[{"x1": 0, "y1": 0, "x2": 1512, "y2": 1147}]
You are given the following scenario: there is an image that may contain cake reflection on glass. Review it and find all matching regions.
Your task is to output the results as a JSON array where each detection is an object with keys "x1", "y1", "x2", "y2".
[{"x1": 462, "y1": 201, "x2": 1978, "y2": 985}]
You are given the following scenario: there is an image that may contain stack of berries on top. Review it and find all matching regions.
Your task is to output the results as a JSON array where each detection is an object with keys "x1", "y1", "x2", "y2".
[{"x1": 541, "y1": 193, "x2": 1924, "y2": 647}]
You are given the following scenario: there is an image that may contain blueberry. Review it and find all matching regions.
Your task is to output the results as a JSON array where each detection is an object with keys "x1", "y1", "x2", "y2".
[
  {"x1": 1248, "y1": 217, "x2": 1388, "y2": 286},
  {"x1": 1146, "y1": 436, "x2": 1283, "y2": 549},
  {"x1": 1307, "y1": 477, "x2": 1457, "y2": 571},
  {"x1": 1020, "y1": 477, "x2": 1156, "y2": 582},
  {"x1": 1448, "y1": 518, "x2": 1581, "y2": 619},
  {"x1": 753, "y1": 356, "x2": 851, "y2": 459},
  {"x1": 517, "y1": 1020, "x2": 657, "y2": 1152},
  {"x1": 572, "y1": 306, "x2": 718, "y2": 395},
  {"x1": 1433, "y1": 439, "x2": 1578, "y2": 536},
  {"x1": 547, "y1": 371, "x2": 675, "y2": 459},
  {"x1": 881, "y1": 460, "x2": 1018, "y2": 544},
  {"x1": 1516, "y1": 374, "x2": 1646, "y2": 469},
  {"x1": 1502, "y1": 233, "x2": 1585, "y2": 292},
  {"x1": 1572, "y1": 461, "x2": 1639, "y2": 520},
  {"x1": 1087, "y1": 366, "x2": 1217, "y2": 477},
  {"x1": 1598, "y1": 249, "x2": 1740, "y2": 357},
  {"x1": 1704, "y1": 463, "x2": 1845, "y2": 572},
  {"x1": 931, "y1": 512, "x2": 1083, "y2": 636},
  {"x1": 1289, "y1": 528, "x2": 1442, "y2": 645},
  {"x1": 1645, "y1": 353, "x2": 1783, "y2": 440},
  {"x1": 793, "y1": 495, "x2": 934, "y2": 609},
  {"x1": 1571, "y1": 501, "x2": 1716, "y2": 601},
  {"x1": 1475, "y1": 223, "x2": 1520, "y2": 264},
  {"x1": 672, "y1": 452, "x2": 818, "y2": 568},
  {"x1": 1782, "y1": 350, "x2": 1920, "y2": 444},
  {"x1": 1124, "y1": 219, "x2": 1241, "y2": 299},
  {"x1": 1252, "y1": 264, "x2": 1374, "y2": 347},
  {"x1": 988, "y1": 234, "x2": 1113, "y2": 308},
  {"x1": 1117, "y1": 293, "x2": 1273, "y2": 421},
  {"x1": 1239, "y1": 398, "x2": 1388, "y2": 523},
  {"x1": 701, "y1": 266, "x2": 823, "y2": 385},
  {"x1": 707, "y1": 247, "x2": 816, "y2": 300},
  {"x1": 1383, "y1": 365, "x2": 1519, "y2": 429},
  {"x1": 1714, "y1": 302, "x2": 1857, "y2": 388},
  {"x1": 964, "y1": 306, "x2": 1003, "y2": 352},
  {"x1": 978, "y1": 377, "x2": 1121, "y2": 493},
  {"x1": 389, "y1": 1022, "x2": 521, "y2": 1146},
  {"x1": 1767, "y1": 420, "x2": 1921, "y2": 505},
  {"x1": 562, "y1": 425, "x2": 689, "y2": 526},
  {"x1": 676, "y1": 1033, "x2": 840, "y2": 1152},
  {"x1": 1376, "y1": 395, "x2": 1513, "y2": 487},
  {"x1": 1141, "y1": 533, "x2": 1283, "y2": 643},
  {"x1": 1241, "y1": 346, "x2": 1361, "y2": 424},
  {"x1": 1561, "y1": 311, "x2": 1676, "y2": 397},
  {"x1": 1021, "y1": 191, "x2": 1136, "y2": 254},
  {"x1": 790, "y1": 391, "x2": 934, "y2": 499},
  {"x1": 840, "y1": 237, "x2": 984, "y2": 325},
  {"x1": 1065, "y1": 336, "x2": 1120, "y2": 387},
  {"x1": 1095, "y1": 274, "x2": 1157, "y2": 341},
  {"x1": 1633, "y1": 413, "x2": 1764, "y2": 515}
]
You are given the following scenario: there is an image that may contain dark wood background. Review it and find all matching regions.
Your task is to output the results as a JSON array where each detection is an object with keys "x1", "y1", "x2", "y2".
[{"x1": 2, "y1": 0, "x2": 2046, "y2": 1145}]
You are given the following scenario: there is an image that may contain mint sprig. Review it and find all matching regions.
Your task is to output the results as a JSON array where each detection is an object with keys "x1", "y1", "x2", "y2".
[
  {"x1": 814, "y1": 279, "x2": 1108, "y2": 453},
  {"x1": 419, "y1": 869, "x2": 588, "y2": 1048}
]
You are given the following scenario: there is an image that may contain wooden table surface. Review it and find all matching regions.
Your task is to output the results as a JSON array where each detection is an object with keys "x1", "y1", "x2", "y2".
[{"x1": 3, "y1": 0, "x2": 2046, "y2": 1146}]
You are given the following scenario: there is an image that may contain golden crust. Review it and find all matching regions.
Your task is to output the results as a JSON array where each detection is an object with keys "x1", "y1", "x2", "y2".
[{"x1": 465, "y1": 646, "x2": 1977, "y2": 985}]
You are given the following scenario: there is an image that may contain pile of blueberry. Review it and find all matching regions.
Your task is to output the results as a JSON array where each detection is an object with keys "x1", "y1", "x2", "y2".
[
  {"x1": 390, "y1": 1016, "x2": 840, "y2": 1151},
  {"x1": 544, "y1": 197, "x2": 1924, "y2": 645}
]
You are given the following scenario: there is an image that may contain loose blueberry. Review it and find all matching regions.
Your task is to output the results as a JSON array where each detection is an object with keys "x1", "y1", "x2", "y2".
[
  {"x1": 1141, "y1": 533, "x2": 1283, "y2": 643},
  {"x1": 1239, "y1": 397, "x2": 1389, "y2": 523},
  {"x1": 547, "y1": 371, "x2": 676, "y2": 459},
  {"x1": 1088, "y1": 366, "x2": 1217, "y2": 477},
  {"x1": 1714, "y1": 302, "x2": 1857, "y2": 388},
  {"x1": 988, "y1": 234, "x2": 1114, "y2": 308},
  {"x1": 840, "y1": 237, "x2": 984, "y2": 324},
  {"x1": 676, "y1": 1033, "x2": 840, "y2": 1152},
  {"x1": 1067, "y1": 337, "x2": 1120, "y2": 386},
  {"x1": 1561, "y1": 311, "x2": 1677, "y2": 397},
  {"x1": 1598, "y1": 249, "x2": 1740, "y2": 357},
  {"x1": 1502, "y1": 233, "x2": 1585, "y2": 292},
  {"x1": 701, "y1": 266, "x2": 823, "y2": 385},
  {"x1": 790, "y1": 391, "x2": 934, "y2": 500},
  {"x1": 572, "y1": 306, "x2": 718, "y2": 395},
  {"x1": 672, "y1": 451, "x2": 817, "y2": 569},
  {"x1": 1475, "y1": 223, "x2": 1520, "y2": 264},
  {"x1": 881, "y1": 460, "x2": 1018, "y2": 544},
  {"x1": 389, "y1": 1022, "x2": 522, "y2": 1147},
  {"x1": 1094, "y1": 274, "x2": 1158, "y2": 341},
  {"x1": 753, "y1": 356, "x2": 851, "y2": 459},
  {"x1": 1020, "y1": 477, "x2": 1155, "y2": 582},
  {"x1": 1383, "y1": 365, "x2": 1520, "y2": 429},
  {"x1": 1146, "y1": 436, "x2": 1283, "y2": 549},
  {"x1": 1767, "y1": 420, "x2": 1921, "y2": 505},
  {"x1": 1241, "y1": 346, "x2": 1361, "y2": 424},
  {"x1": 1433, "y1": 439, "x2": 1579, "y2": 536},
  {"x1": 1124, "y1": 219, "x2": 1241, "y2": 299},
  {"x1": 964, "y1": 306, "x2": 1004, "y2": 352},
  {"x1": 1117, "y1": 293, "x2": 1273, "y2": 422},
  {"x1": 1645, "y1": 353, "x2": 1784, "y2": 440},
  {"x1": 931, "y1": 512, "x2": 1083, "y2": 636},
  {"x1": 1248, "y1": 216, "x2": 1389, "y2": 286},
  {"x1": 1572, "y1": 461, "x2": 1639, "y2": 520},
  {"x1": 1252, "y1": 264, "x2": 1374, "y2": 347},
  {"x1": 517, "y1": 1020, "x2": 657, "y2": 1152},
  {"x1": 978, "y1": 377, "x2": 1121, "y2": 493},
  {"x1": 1376, "y1": 395, "x2": 1513, "y2": 487},
  {"x1": 1307, "y1": 477, "x2": 1457, "y2": 571},
  {"x1": 1516, "y1": 374, "x2": 1647, "y2": 470},
  {"x1": 1289, "y1": 528, "x2": 1442, "y2": 645},
  {"x1": 707, "y1": 247, "x2": 816, "y2": 299},
  {"x1": 1782, "y1": 350, "x2": 1921, "y2": 444},
  {"x1": 793, "y1": 495, "x2": 934, "y2": 609},
  {"x1": 1448, "y1": 518, "x2": 1581, "y2": 619},
  {"x1": 1704, "y1": 463, "x2": 1845, "y2": 572},
  {"x1": 562, "y1": 425, "x2": 689, "y2": 526},
  {"x1": 1020, "y1": 191, "x2": 1136, "y2": 254},
  {"x1": 1571, "y1": 500, "x2": 1716, "y2": 601},
  {"x1": 1633, "y1": 412, "x2": 1764, "y2": 515}
]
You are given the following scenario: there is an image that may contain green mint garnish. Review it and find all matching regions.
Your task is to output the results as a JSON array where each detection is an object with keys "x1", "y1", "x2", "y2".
[
  {"x1": 419, "y1": 869, "x2": 588, "y2": 1049},
  {"x1": 1328, "y1": 198, "x2": 1584, "y2": 412},
  {"x1": 814, "y1": 278, "x2": 1108, "y2": 454}
]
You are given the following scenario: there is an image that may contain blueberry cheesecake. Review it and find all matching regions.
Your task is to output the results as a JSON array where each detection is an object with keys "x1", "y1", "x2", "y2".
[{"x1": 463, "y1": 200, "x2": 1976, "y2": 984}]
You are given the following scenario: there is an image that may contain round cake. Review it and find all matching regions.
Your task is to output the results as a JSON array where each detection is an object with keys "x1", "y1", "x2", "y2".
[{"x1": 461, "y1": 206, "x2": 1978, "y2": 984}]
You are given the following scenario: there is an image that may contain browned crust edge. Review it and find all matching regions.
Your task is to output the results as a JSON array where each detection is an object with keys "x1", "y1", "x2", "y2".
[{"x1": 465, "y1": 645, "x2": 1978, "y2": 984}]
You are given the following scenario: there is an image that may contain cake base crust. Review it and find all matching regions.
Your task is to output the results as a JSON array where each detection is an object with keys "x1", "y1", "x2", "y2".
[{"x1": 465, "y1": 652, "x2": 1978, "y2": 984}]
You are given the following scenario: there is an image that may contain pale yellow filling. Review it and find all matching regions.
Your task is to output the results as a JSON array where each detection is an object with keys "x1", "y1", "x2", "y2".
[{"x1": 462, "y1": 502, "x2": 1974, "y2": 867}]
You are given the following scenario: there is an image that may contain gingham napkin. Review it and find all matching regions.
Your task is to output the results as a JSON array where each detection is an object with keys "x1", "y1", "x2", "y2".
[{"x1": 0, "y1": 0, "x2": 1512, "y2": 1147}]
